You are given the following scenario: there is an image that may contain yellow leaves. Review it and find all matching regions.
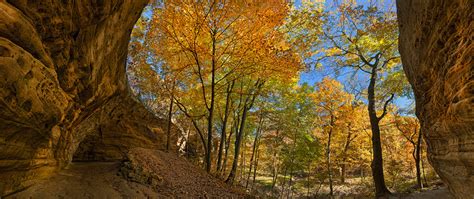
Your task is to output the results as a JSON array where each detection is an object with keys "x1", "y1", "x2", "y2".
[
  {"x1": 324, "y1": 47, "x2": 342, "y2": 56},
  {"x1": 283, "y1": 0, "x2": 324, "y2": 59},
  {"x1": 312, "y1": 77, "x2": 353, "y2": 118},
  {"x1": 274, "y1": 39, "x2": 291, "y2": 51},
  {"x1": 145, "y1": 0, "x2": 304, "y2": 115},
  {"x1": 301, "y1": 0, "x2": 325, "y2": 11}
]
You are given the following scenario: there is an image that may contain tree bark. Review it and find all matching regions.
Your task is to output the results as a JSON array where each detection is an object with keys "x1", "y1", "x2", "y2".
[
  {"x1": 226, "y1": 101, "x2": 249, "y2": 184},
  {"x1": 217, "y1": 81, "x2": 234, "y2": 172},
  {"x1": 420, "y1": 141, "x2": 428, "y2": 187},
  {"x1": 205, "y1": 30, "x2": 217, "y2": 173},
  {"x1": 340, "y1": 125, "x2": 354, "y2": 184},
  {"x1": 252, "y1": 146, "x2": 260, "y2": 191},
  {"x1": 281, "y1": 167, "x2": 288, "y2": 196},
  {"x1": 246, "y1": 113, "x2": 263, "y2": 188},
  {"x1": 368, "y1": 66, "x2": 391, "y2": 197},
  {"x1": 240, "y1": 143, "x2": 246, "y2": 182},
  {"x1": 287, "y1": 168, "x2": 294, "y2": 198},
  {"x1": 222, "y1": 120, "x2": 235, "y2": 175},
  {"x1": 396, "y1": 118, "x2": 423, "y2": 190},
  {"x1": 327, "y1": 115, "x2": 334, "y2": 196},
  {"x1": 415, "y1": 127, "x2": 423, "y2": 189},
  {"x1": 226, "y1": 80, "x2": 262, "y2": 184},
  {"x1": 166, "y1": 83, "x2": 175, "y2": 151}
]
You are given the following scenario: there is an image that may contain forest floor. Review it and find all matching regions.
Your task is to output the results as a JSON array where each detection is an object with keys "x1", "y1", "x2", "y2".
[
  {"x1": 401, "y1": 188, "x2": 453, "y2": 199},
  {"x1": 7, "y1": 148, "x2": 247, "y2": 198},
  {"x1": 250, "y1": 174, "x2": 452, "y2": 198},
  {"x1": 6, "y1": 148, "x2": 453, "y2": 199}
]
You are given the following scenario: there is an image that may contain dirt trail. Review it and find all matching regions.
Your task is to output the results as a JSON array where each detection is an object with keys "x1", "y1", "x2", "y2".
[
  {"x1": 5, "y1": 148, "x2": 453, "y2": 199},
  {"x1": 7, "y1": 149, "x2": 247, "y2": 198},
  {"x1": 7, "y1": 162, "x2": 159, "y2": 199},
  {"x1": 400, "y1": 188, "x2": 454, "y2": 199}
]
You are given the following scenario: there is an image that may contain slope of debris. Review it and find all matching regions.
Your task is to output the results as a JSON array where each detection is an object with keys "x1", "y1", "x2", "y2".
[{"x1": 8, "y1": 148, "x2": 247, "y2": 198}]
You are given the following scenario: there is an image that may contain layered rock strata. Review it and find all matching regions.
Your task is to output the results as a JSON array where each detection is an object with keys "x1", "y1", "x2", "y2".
[
  {"x1": 397, "y1": 0, "x2": 473, "y2": 198},
  {"x1": 0, "y1": 0, "x2": 176, "y2": 196}
]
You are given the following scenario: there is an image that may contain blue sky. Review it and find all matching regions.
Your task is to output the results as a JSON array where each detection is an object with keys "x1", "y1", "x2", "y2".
[
  {"x1": 293, "y1": 0, "x2": 413, "y2": 111},
  {"x1": 135, "y1": 0, "x2": 413, "y2": 111}
]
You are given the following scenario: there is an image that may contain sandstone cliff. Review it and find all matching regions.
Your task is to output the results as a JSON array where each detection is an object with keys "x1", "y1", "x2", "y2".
[
  {"x1": 1, "y1": 0, "x2": 473, "y2": 198},
  {"x1": 397, "y1": 0, "x2": 473, "y2": 198},
  {"x1": 0, "y1": 0, "x2": 177, "y2": 196}
]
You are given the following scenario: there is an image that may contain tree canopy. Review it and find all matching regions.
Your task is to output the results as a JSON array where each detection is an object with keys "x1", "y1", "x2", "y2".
[{"x1": 127, "y1": 0, "x2": 438, "y2": 197}]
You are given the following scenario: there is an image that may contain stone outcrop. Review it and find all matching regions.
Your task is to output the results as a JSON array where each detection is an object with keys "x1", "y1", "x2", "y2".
[
  {"x1": 397, "y1": 0, "x2": 473, "y2": 198},
  {"x1": 0, "y1": 0, "x2": 177, "y2": 196}
]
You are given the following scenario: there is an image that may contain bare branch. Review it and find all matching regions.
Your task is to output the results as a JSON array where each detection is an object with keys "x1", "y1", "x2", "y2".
[{"x1": 377, "y1": 93, "x2": 395, "y2": 120}]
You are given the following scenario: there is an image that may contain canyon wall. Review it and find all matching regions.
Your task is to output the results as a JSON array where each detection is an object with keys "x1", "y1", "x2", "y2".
[
  {"x1": 0, "y1": 0, "x2": 177, "y2": 196},
  {"x1": 1, "y1": 0, "x2": 472, "y2": 197},
  {"x1": 397, "y1": 0, "x2": 473, "y2": 198}
]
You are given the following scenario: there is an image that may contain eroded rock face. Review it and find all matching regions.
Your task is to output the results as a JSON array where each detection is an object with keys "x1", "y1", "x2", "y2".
[
  {"x1": 397, "y1": 0, "x2": 473, "y2": 198},
  {"x1": 72, "y1": 94, "x2": 178, "y2": 162},
  {"x1": 0, "y1": 0, "x2": 176, "y2": 196}
]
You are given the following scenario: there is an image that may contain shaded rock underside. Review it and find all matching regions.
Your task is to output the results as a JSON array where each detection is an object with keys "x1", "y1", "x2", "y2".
[{"x1": 0, "y1": 0, "x2": 178, "y2": 196}]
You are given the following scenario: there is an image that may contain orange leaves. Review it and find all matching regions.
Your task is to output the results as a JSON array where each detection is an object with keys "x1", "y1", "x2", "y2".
[
  {"x1": 393, "y1": 115, "x2": 420, "y2": 140},
  {"x1": 151, "y1": 0, "x2": 302, "y2": 89},
  {"x1": 312, "y1": 77, "x2": 353, "y2": 113}
]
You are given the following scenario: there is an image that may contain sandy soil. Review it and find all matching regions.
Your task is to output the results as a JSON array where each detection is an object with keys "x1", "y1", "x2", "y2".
[
  {"x1": 7, "y1": 162, "x2": 161, "y2": 199},
  {"x1": 7, "y1": 149, "x2": 247, "y2": 199}
]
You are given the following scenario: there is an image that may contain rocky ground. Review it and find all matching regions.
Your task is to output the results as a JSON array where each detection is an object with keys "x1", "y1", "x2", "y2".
[{"x1": 6, "y1": 148, "x2": 247, "y2": 198}]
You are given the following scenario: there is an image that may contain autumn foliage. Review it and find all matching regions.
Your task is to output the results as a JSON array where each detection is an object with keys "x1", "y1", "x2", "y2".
[{"x1": 127, "y1": 0, "x2": 439, "y2": 197}]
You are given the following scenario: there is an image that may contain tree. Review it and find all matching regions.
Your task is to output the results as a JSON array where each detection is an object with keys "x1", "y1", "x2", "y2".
[
  {"x1": 304, "y1": 3, "x2": 408, "y2": 196},
  {"x1": 261, "y1": 81, "x2": 320, "y2": 195},
  {"x1": 312, "y1": 77, "x2": 352, "y2": 195},
  {"x1": 126, "y1": 1, "x2": 432, "y2": 197},
  {"x1": 336, "y1": 102, "x2": 365, "y2": 184},
  {"x1": 149, "y1": 0, "x2": 301, "y2": 172},
  {"x1": 128, "y1": 7, "x2": 181, "y2": 152},
  {"x1": 226, "y1": 79, "x2": 264, "y2": 184},
  {"x1": 394, "y1": 115, "x2": 423, "y2": 189},
  {"x1": 216, "y1": 80, "x2": 235, "y2": 172}
]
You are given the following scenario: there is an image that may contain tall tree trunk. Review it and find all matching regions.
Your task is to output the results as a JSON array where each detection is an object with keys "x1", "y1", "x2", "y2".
[
  {"x1": 415, "y1": 127, "x2": 423, "y2": 189},
  {"x1": 272, "y1": 163, "x2": 278, "y2": 190},
  {"x1": 166, "y1": 89, "x2": 174, "y2": 151},
  {"x1": 246, "y1": 113, "x2": 263, "y2": 188},
  {"x1": 205, "y1": 30, "x2": 217, "y2": 173},
  {"x1": 239, "y1": 143, "x2": 246, "y2": 182},
  {"x1": 217, "y1": 81, "x2": 234, "y2": 172},
  {"x1": 222, "y1": 121, "x2": 235, "y2": 175},
  {"x1": 287, "y1": 168, "x2": 294, "y2": 199},
  {"x1": 368, "y1": 66, "x2": 391, "y2": 197},
  {"x1": 226, "y1": 103, "x2": 249, "y2": 184},
  {"x1": 341, "y1": 125, "x2": 355, "y2": 184},
  {"x1": 252, "y1": 146, "x2": 260, "y2": 191},
  {"x1": 226, "y1": 80, "x2": 262, "y2": 184},
  {"x1": 327, "y1": 115, "x2": 334, "y2": 196}
]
